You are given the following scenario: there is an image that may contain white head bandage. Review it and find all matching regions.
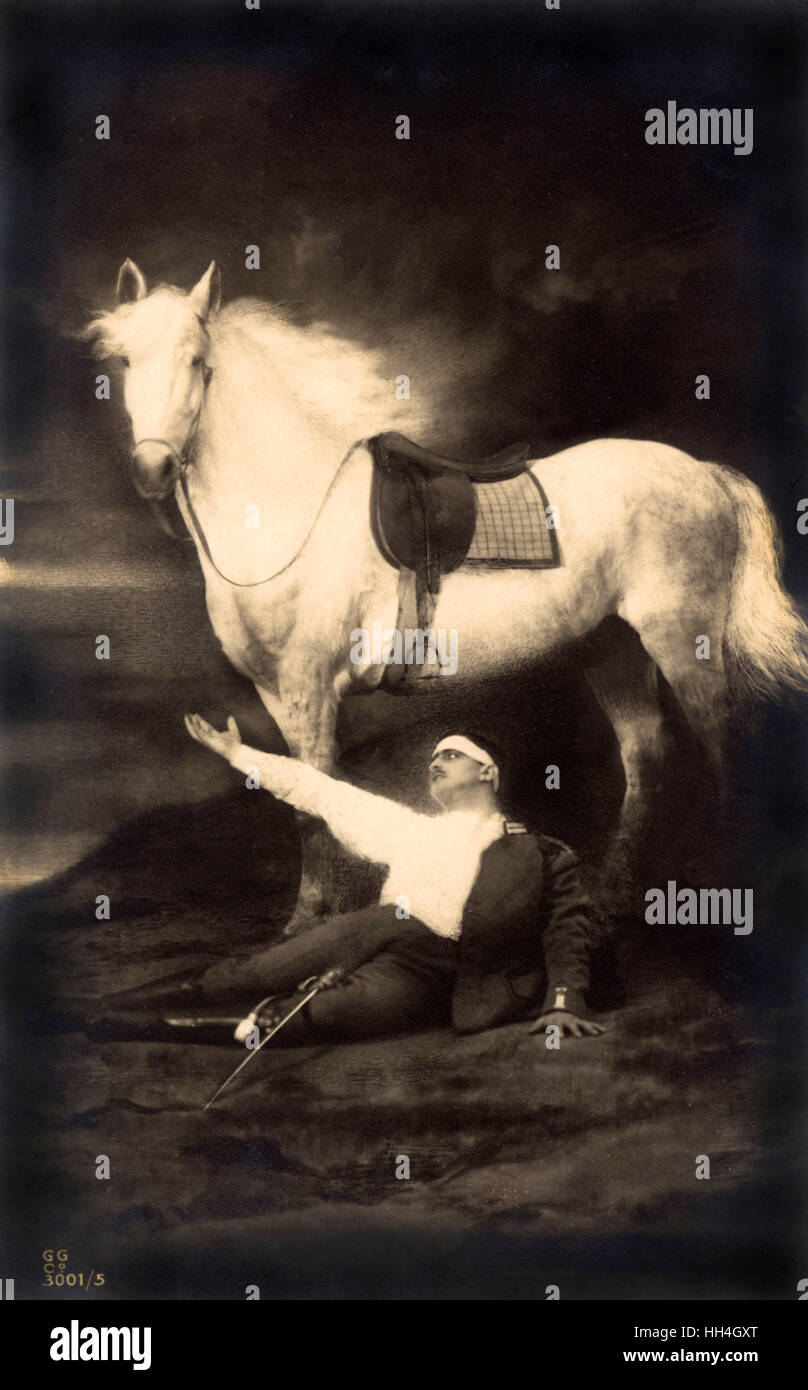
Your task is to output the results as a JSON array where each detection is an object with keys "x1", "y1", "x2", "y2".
[{"x1": 431, "y1": 735, "x2": 500, "y2": 791}]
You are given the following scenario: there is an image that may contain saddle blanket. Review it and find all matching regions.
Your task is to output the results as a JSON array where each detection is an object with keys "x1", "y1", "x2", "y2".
[{"x1": 464, "y1": 470, "x2": 560, "y2": 567}]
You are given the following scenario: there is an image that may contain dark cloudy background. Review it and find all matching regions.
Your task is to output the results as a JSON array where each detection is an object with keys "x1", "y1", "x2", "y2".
[{"x1": 2, "y1": 0, "x2": 807, "y2": 893}]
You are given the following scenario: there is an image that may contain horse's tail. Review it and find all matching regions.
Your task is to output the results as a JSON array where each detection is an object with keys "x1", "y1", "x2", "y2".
[{"x1": 719, "y1": 465, "x2": 808, "y2": 700}]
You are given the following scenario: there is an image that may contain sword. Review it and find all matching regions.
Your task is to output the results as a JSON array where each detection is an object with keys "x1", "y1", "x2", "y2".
[
  {"x1": 203, "y1": 969, "x2": 342, "y2": 1110},
  {"x1": 166, "y1": 1017, "x2": 247, "y2": 1027}
]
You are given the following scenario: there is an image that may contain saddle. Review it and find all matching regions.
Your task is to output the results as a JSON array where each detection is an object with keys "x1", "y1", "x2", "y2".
[{"x1": 369, "y1": 431, "x2": 531, "y2": 600}]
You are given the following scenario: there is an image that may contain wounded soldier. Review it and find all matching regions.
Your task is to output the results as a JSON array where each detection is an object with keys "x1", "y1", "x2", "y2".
[{"x1": 92, "y1": 717, "x2": 606, "y2": 1047}]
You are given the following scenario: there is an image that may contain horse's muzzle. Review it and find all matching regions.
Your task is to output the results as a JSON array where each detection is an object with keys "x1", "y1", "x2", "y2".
[{"x1": 131, "y1": 440, "x2": 182, "y2": 499}]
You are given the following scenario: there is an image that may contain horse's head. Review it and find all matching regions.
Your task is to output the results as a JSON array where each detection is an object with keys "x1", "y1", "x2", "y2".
[{"x1": 84, "y1": 259, "x2": 220, "y2": 502}]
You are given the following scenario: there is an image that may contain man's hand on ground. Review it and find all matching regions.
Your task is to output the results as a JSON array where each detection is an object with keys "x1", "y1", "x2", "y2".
[
  {"x1": 185, "y1": 713, "x2": 242, "y2": 760},
  {"x1": 528, "y1": 1010, "x2": 605, "y2": 1039}
]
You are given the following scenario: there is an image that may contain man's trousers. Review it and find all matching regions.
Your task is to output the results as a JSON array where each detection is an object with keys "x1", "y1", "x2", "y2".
[{"x1": 200, "y1": 903, "x2": 460, "y2": 1044}]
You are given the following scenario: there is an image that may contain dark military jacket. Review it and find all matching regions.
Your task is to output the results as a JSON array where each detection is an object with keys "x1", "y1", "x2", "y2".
[{"x1": 451, "y1": 823, "x2": 597, "y2": 1034}]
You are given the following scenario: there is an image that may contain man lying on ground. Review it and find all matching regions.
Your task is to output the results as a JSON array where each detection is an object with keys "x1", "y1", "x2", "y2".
[{"x1": 90, "y1": 717, "x2": 606, "y2": 1047}]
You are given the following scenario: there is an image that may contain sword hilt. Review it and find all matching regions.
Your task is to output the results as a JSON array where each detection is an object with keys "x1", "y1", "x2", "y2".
[
  {"x1": 233, "y1": 990, "x2": 282, "y2": 1043},
  {"x1": 233, "y1": 1011, "x2": 259, "y2": 1043},
  {"x1": 232, "y1": 968, "x2": 345, "y2": 1045}
]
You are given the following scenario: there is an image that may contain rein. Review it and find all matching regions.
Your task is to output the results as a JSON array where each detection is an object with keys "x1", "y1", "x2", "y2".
[{"x1": 133, "y1": 380, "x2": 359, "y2": 588}]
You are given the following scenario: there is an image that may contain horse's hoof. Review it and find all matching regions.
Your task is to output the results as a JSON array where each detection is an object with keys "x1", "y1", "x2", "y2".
[
  {"x1": 282, "y1": 921, "x2": 316, "y2": 939},
  {"x1": 282, "y1": 911, "x2": 327, "y2": 938}
]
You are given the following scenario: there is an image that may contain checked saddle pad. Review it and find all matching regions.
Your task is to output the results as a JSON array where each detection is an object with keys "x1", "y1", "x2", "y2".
[
  {"x1": 369, "y1": 431, "x2": 560, "y2": 590},
  {"x1": 465, "y1": 470, "x2": 558, "y2": 567}
]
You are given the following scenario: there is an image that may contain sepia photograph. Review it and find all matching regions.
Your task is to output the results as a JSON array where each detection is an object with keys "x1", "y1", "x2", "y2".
[{"x1": 1, "y1": 0, "x2": 806, "y2": 1325}]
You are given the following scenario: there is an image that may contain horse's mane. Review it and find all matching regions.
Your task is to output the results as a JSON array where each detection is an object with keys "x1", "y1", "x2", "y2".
[
  {"x1": 212, "y1": 297, "x2": 419, "y2": 439},
  {"x1": 81, "y1": 289, "x2": 431, "y2": 440}
]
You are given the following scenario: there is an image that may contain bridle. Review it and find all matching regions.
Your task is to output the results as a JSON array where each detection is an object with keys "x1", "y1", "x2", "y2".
[
  {"x1": 131, "y1": 367, "x2": 215, "y2": 549},
  {"x1": 131, "y1": 362, "x2": 358, "y2": 588},
  {"x1": 130, "y1": 323, "x2": 212, "y2": 484}
]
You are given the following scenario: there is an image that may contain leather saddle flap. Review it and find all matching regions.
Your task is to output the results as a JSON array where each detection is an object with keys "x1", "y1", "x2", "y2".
[{"x1": 370, "y1": 435, "x2": 477, "y2": 581}]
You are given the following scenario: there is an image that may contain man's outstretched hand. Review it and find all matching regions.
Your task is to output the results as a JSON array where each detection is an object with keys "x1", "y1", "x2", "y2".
[
  {"x1": 185, "y1": 713, "x2": 242, "y2": 761},
  {"x1": 528, "y1": 1010, "x2": 605, "y2": 1039}
]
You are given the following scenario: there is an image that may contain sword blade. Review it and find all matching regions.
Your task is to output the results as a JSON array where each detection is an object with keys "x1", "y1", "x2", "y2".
[{"x1": 203, "y1": 985, "x2": 320, "y2": 1110}]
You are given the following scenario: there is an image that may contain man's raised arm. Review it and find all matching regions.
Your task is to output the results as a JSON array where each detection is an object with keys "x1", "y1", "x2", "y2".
[{"x1": 184, "y1": 713, "x2": 422, "y2": 867}]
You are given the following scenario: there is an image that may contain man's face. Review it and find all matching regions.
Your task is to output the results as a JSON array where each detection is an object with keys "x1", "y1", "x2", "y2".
[{"x1": 428, "y1": 747, "x2": 489, "y2": 805}]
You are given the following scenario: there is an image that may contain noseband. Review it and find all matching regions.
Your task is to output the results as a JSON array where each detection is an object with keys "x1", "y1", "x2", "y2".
[
  {"x1": 131, "y1": 369, "x2": 212, "y2": 538},
  {"x1": 131, "y1": 437, "x2": 188, "y2": 473},
  {"x1": 131, "y1": 368, "x2": 354, "y2": 587},
  {"x1": 130, "y1": 438, "x2": 193, "y2": 540}
]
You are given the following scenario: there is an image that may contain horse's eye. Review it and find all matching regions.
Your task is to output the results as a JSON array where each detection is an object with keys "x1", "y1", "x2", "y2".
[
  {"x1": 120, "y1": 356, "x2": 130, "y2": 368},
  {"x1": 192, "y1": 356, "x2": 205, "y2": 369}
]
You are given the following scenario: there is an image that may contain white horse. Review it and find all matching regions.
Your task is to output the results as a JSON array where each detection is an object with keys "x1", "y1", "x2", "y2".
[{"x1": 84, "y1": 259, "x2": 808, "y2": 924}]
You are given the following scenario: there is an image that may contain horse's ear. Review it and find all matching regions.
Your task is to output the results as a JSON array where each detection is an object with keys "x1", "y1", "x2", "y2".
[
  {"x1": 189, "y1": 261, "x2": 221, "y2": 320},
  {"x1": 117, "y1": 259, "x2": 147, "y2": 304}
]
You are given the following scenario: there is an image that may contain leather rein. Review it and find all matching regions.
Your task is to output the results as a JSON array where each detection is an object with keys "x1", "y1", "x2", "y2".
[{"x1": 132, "y1": 369, "x2": 355, "y2": 589}]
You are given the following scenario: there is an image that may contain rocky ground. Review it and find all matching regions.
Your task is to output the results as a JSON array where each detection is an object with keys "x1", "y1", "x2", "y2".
[{"x1": 1, "y1": 782, "x2": 800, "y2": 1302}]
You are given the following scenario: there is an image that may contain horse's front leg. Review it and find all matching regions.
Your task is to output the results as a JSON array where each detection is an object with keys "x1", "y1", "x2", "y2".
[{"x1": 253, "y1": 675, "x2": 339, "y2": 935}]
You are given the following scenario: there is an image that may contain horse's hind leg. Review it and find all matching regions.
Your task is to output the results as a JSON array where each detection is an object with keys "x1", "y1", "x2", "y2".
[
  {"x1": 628, "y1": 609, "x2": 731, "y2": 832},
  {"x1": 583, "y1": 619, "x2": 667, "y2": 903}
]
